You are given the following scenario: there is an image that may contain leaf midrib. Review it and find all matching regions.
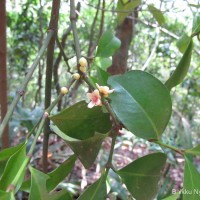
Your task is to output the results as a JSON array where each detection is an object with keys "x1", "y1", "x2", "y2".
[
  {"x1": 118, "y1": 171, "x2": 160, "y2": 177},
  {"x1": 114, "y1": 82, "x2": 159, "y2": 138}
]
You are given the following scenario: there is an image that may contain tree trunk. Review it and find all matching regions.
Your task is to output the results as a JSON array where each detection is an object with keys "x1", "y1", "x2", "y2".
[
  {"x1": 0, "y1": 0, "x2": 9, "y2": 148},
  {"x1": 107, "y1": 11, "x2": 138, "y2": 75}
]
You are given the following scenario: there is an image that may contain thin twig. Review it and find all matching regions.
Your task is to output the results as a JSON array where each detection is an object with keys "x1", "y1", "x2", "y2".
[
  {"x1": 56, "y1": 36, "x2": 71, "y2": 72},
  {"x1": 70, "y1": 0, "x2": 81, "y2": 62},
  {"x1": 0, "y1": 31, "x2": 54, "y2": 139},
  {"x1": 142, "y1": 28, "x2": 160, "y2": 71},
  {"x1": 87, "y1": 0, "x2": 101, "y2": 57}
]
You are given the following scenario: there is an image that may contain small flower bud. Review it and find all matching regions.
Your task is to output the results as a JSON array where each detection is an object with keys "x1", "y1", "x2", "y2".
[
  {"x1": 43, "y1": 112, "x2": 49, "y2": 118},
  {"x1": 60, "y1": 87, "x2": 68, "y2": 95},
  {"x1": 73, "y1": 73, "x2": 80, "y2": 80},
  {"x1": 79, "y1": 66, "x2": 87, "y2": 73},
  {"x1": 79, "y1": 57, "x2": 87, "y2": 67}
]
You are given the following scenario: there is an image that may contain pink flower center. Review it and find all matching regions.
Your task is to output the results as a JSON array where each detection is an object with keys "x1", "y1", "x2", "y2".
[{"x1": 92, "y1": 95, "x2": 99, "y2": 103}]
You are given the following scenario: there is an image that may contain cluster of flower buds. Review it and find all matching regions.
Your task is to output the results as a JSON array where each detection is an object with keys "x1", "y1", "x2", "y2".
[{"x1": 79, "y1": 57, "x2": 87, "y2": 73}]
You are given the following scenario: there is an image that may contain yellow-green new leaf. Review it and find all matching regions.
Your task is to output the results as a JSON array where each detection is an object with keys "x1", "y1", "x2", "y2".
[
  {"x1": 116, "y1": 0, "x2": 141, "y2": 24},
  {"x1": 148, "y1": 5, "x2": 165, "y2": 26}
]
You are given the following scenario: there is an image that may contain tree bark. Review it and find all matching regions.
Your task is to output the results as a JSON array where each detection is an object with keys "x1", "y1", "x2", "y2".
[
  {"x1": 107, "y1": 11, "x2": 138, "y2": 75},
  {"x1": 0, "y1": 0, "x2": 9, "y2": 148}
]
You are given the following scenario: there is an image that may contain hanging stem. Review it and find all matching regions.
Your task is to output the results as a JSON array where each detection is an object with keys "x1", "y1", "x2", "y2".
[{"x1": 0, "y1": 31, "x2": 54, "y2": 139}]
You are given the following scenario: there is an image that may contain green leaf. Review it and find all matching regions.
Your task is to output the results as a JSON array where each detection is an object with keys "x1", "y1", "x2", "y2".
[
  {"x1": 192, "y1": 15, "x2": 200, "y2": 34},
  {"x1": 108, "y1": 70, "x2": 172, "y2": 140},
  {"x1": 0, "y1": 143, "x2": 28, "y2": 192},
  {"x1": 96, "y1": 67, "x2": 110, "y2": 86},
  {"x1": 0, "y1": 190, "x2": 15, "y2": 200},
  {"x1": 185, "y1": 144, "x2": 200, "y2": 156},
  {"x1": 21, "y1": 155, "x2": 76, "y2": 192},
  {"x1": 96, "y1": 31, "x2": 121, "y2": 58},
  {"x1": 165, "y1": 40, "x2": 193, "y2": 90},
  {"x1": 116, "y1": 0, "x2": 141, "y2": 24},
  {"x1": 117, "y1": 153, "x2": 167, "y2": 200},
  {"x1": 51, "y1": 125, "x2": 107, "y2": 169},
  {"x1": 29, "y1": 167, "x2": 72, "y2": 200},
  {"x1": 47, "y1": 155, "x2": 76, "y2": 191},
  {"x1": 49, "y1": 101, "x2": 111, "y2": 140},
  {"x1": 176, "y1": 33, "x2": 191, "y2": 53},
  {"x1": 77, "y1": 173, "x2": 107, "y2": 200},
  {"x1": 162, "y1": 193, "x2": 180, "y2": 200},
  {"x1": 95, "y1": 57, "x2": 112, "y2": 70},
  {"x1": 0, "y1": 142, "x2": 25, "y2": 177},
  {"x1": 189, "y1": 4, "x2": 200, "y2": 8},
  {"x1": 183, "y1": 156, "x2": 200, "y2": 200},
  {"x1": 148, "y1": 5, "x2": 165, "y2": 26},
  {"x1": 0, "y1": 143, "x2": 25, "y2": 161}
]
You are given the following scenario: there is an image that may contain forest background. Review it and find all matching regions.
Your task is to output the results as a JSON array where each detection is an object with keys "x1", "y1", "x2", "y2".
[{"x1": 0, "y1": 0, "x2": 200, "y2": 199}]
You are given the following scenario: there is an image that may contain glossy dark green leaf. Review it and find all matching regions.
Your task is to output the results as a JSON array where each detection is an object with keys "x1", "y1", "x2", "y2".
[
  {"x1": 148, "y1": 5, "x2": 165, "y2": 26},
  {"x1": 29, "y1": 167, "x2": 72, "y2": 200},
  {"x1": 117, "y1": 0, "x2": 141, "y2": 24},
  {"x1": 50, "y1": 101, "x2": 111, "y2": 140},
  {"x1": 165, "y1": 40, "x2": 193, "y2": 90},
  {"x1": 77, "y1": 173, "x2": 107, "y2": 200},
  {"x1": 51, "y1": 125, "x2": 107, "y2": 169},
  {"x1": 0, "y1": 190, "x2": 15, "y2": 200},
  {"x1": 0, "y1": 142, "x2": 25, "y2": 177},
  {"x1": 185, "y1": 144, "x2": 200, "y2": 156},
  {"x1": 176, "y1": 33, "x2": 191, "y2": 53},
  {"x1": 108, "y1": 70, "x2": 172, "y2": 140},
  {"x1": 117, "y1": 153, "x2": 167, "y2": 200},
  {"x1": 0, "y1": 143, "x2": 28, "y2": 192},
  {"x1": 162, "y1": 193, "x2": 180, "y2": 200},
  {"x1": 21, "y1": 155, "x2": 76, "y2": 192},
  {"x1": 96, "y1": 31, "x2": 121, "y2": 58},
  {"x1": 192, "y1": 15, "x2": 200, "y2": 34},
  {"x1": 183, "y1": 156, "x2": 200, "y2": 200}
]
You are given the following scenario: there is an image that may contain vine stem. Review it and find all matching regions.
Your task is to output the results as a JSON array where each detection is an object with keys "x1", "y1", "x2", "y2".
[{"x1": 0, "y1": 31, "x2": 54, "y2": 139}]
